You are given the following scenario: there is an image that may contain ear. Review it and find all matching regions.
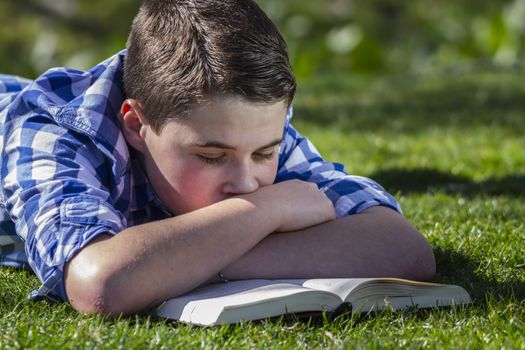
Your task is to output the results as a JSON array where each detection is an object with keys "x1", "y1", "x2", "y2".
[{"x1": 120, "y1": 99, "x2": 148, "y2": 153}]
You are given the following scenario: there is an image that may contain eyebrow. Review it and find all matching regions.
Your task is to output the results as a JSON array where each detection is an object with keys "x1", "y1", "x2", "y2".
[{"x1": 194, "y1": 138, "x2": 283, "y2": 151}]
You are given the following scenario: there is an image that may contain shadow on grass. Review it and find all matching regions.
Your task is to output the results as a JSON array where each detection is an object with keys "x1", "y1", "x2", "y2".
[
  {"x1": 295, "y1": 70, "x2": 525, "y2": 134},
  {"x1": 433, "y1": 248, "x2": 525, "y2": 304},
  {"x1": 368, "y1": 167, "x2": 525, "y2": 197},
  {"x1": 273, "y1": 246, "x2": 525, "y2": 327},
  {"x1": 272, "y1": 248, "x2": 525, "y2": 328}
]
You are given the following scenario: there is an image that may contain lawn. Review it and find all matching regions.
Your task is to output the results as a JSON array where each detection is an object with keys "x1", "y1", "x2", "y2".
[{"x1": 1, "y1": 63, "x2": 524, "y2": 349}]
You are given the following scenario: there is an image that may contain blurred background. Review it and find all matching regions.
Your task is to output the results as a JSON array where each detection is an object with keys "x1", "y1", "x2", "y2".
[{"x1": 1, "y1": 0, "x2": 524, "y2": 80}]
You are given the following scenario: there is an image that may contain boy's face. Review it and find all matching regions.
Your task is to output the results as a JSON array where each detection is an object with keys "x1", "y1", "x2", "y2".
[{"x1": 134, "y1": 97, "x2": 288, "y2": 216}]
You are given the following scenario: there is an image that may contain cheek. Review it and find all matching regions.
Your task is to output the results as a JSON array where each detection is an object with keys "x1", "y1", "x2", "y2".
[
  {"x1": 258, "y1": 158, "x2": 280, "y2": 186},
  {"x1": 171, "y1": 162, "x2": 218, "y2": 193},
  {"x1": 169, "y1": 167, "x2": 223, "y2": 215}
]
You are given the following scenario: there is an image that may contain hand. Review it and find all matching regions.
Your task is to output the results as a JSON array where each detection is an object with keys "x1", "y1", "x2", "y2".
[{"x1": 241, "y1": 180, "x2": 336, "y2": 232}]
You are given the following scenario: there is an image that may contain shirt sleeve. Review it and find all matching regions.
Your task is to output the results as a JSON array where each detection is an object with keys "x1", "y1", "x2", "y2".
[
  {"x1": 276, "y1": 106, "x2": 402, "y2": 218},
  {"x1": 1, "y1": 112, "x2": 127, "y2": 302}
]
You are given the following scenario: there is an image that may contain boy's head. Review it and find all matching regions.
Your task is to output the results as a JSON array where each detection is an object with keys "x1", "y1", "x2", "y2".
[
  {"x1": 123, "y1": 0, "x2": 296, "y2": 134},
  {"x1": 120, "y1": 0, "x2": 295, "y2": 215}
]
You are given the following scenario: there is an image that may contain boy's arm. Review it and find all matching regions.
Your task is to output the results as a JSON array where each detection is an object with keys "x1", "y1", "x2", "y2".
[
  {"x1": 65, "y1": 192, "x2": 435, "y2": 317},
  {"x1": 64, "y1": 180, "x2": 335, "y2": 315},
  {"x1": 217, "y1": 205, "x2": 435, "y2": 283}
]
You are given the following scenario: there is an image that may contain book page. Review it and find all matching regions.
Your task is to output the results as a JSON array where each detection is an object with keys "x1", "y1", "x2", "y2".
[
  {"x1": 151, "y1": 278, "x2": 471, "y2": 325},
  {"x1": 301, "y1": 278, "x2": 470, "y2": 311},
  {"x1": 152, "y1": 279, "x2": 341, "y2": 325},
  {"x1": 301, "y1": 278, "x2": 377, "y2": 300},
  {"x1": 200, "y1": 284, "x2": 339, "y2": 324}
]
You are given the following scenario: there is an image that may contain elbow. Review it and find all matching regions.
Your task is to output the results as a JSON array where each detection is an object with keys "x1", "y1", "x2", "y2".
[
  {"x1": 66, "y1": 275, "x2": 122, "y2": 317},
  {"x1": 64, "y1": 256, "x2": 133, "y2": 317}
]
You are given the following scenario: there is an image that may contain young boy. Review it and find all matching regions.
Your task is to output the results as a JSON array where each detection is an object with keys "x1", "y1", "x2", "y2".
[{"x1": 0, "y1": 0, "x2": 435, "y2": 316}]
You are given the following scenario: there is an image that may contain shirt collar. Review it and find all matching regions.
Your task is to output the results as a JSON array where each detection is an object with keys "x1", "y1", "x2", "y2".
[
  {"x1": 127, "y1": 146, "x2": 172, "y2": 216},
  {"x1": 52, "y1": 50, "x2": 130, "y2": 176}
]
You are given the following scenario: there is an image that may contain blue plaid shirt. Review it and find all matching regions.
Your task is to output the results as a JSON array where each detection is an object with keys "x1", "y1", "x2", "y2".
[{"x1": 0, "y1": 50, "x2": 401, "y2": 302}]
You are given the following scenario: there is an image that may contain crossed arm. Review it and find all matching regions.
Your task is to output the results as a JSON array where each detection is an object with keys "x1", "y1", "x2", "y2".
[{"x1": 64, "y1": 180, "x2": 435, "y2": 316}]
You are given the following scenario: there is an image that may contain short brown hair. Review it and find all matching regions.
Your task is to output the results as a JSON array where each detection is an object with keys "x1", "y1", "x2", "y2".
[{"x1": 123, "y1": 0, "x2": 296, "y2": 134}]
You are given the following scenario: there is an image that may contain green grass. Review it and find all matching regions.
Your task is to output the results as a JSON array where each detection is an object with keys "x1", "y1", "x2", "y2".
[{"x1": 1, "y1": 64, "x2": 524, "y2": 349}]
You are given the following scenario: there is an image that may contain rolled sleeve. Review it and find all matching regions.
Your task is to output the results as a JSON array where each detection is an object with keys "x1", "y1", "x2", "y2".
[
  {"x1": 277, "y1": 108, "x2": 401, "y2": 218},
  {"x1": 1, "y1": 112, "x2": 127, "y2": 302},
  {"x1": 29, "y1": 195, "x2": 125, "y2": 302},
  {"x1": 319, "y1": 175, "x2": 402, "y2": 217}
]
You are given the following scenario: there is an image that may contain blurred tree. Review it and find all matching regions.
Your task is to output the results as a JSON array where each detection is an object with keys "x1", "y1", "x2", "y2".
[
  {"x1": 258, "y1": 0, "x2": 525, "y2": 77},
  {"x1": 0, "y1": 0, "x2": 140, "y2": 77},
  {"x1": 0, "y1": 0, "x2": 523, "y2": 79}
]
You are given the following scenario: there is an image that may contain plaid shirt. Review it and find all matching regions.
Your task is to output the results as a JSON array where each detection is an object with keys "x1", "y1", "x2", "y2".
[{"x1": 0, "y1": 50, "x2": 401, "y2": 302}]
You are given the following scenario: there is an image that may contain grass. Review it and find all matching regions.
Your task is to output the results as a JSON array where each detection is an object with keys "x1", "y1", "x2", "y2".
[{"x1": 1, "y1": 63, "x2": 524, "y2": 349}]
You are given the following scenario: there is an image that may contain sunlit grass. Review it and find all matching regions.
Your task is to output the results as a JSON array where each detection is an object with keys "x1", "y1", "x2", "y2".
[{"x1": 1, "y1": 65, "x2": 524, "y2": 349}]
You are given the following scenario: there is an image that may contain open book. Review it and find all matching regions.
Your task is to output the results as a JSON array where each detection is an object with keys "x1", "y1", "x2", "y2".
[{"x1": 149, "y1": 278, "x2": 471, "y2": 326}]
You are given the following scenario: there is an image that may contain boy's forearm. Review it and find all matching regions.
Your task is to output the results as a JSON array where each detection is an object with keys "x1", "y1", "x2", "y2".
[
  {"x1": 65, "y1": 180, "x2": 334, "y2": 315},
  {"x1": 65, "y1": 194, "x2": 434, "y2": 316},
  {"x1": 65, "y1": 195, "x2": 281, "y2": 315},
  {"x1": 219, "y1": 206, "x2": 436, "y2": 282}
]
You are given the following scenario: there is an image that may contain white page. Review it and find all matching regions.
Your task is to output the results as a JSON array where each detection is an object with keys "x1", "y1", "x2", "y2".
[
  {"x1": 301, "y1": 278, "x2": 377, "y2": 300},
  {"x1": 153, "y1": 279, "x2": 325, "y2": 323},
  {"x1": 189, "y1": 284, "x2": 335, "y2": 325}
]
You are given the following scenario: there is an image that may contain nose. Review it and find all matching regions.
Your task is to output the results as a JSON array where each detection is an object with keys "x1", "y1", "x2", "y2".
[{"x1": 222, "y1": 161, "x2": 259, "y2": 195}]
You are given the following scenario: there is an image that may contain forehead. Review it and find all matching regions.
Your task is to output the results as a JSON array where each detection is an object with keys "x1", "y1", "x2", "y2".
[{"x1": 162, "y1": 98, "x2": 289, "y2": 146}]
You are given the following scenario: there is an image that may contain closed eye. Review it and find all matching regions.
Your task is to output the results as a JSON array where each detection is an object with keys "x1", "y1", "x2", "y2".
[
  {"x1": 197, "y1": 154, "x2": 227, "y2": 166},
  {"x1": 253, "y1": 151, "x2": 276, "y2": 162},
  {"x1": 196, "y1": 148, "x2": 277, "y2": 166}
]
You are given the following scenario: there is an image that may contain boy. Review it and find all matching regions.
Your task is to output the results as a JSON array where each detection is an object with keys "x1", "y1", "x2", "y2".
[{"x1": 0, "y1": 0, "x2": 435, "y2": 316}]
